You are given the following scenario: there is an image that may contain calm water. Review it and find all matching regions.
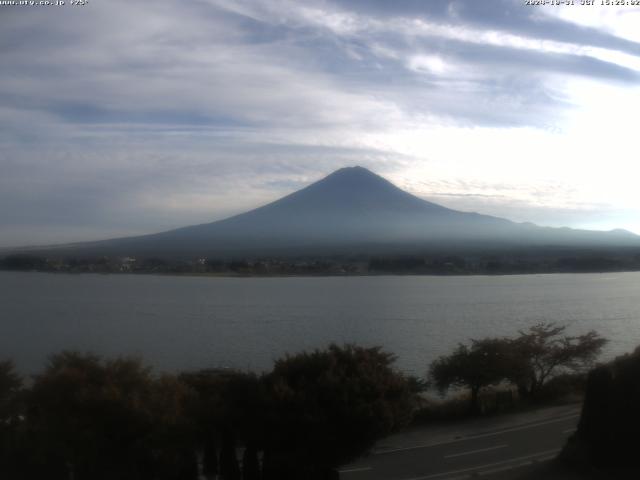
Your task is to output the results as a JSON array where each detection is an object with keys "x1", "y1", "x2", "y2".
[{"x1": 2, "y1": 271, "x2": 640, "y2": 376}]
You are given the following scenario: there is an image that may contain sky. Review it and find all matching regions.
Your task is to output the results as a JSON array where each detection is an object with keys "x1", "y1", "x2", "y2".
[{"x1": 1, "y1": 0, "x2": 640, "y2": 247}]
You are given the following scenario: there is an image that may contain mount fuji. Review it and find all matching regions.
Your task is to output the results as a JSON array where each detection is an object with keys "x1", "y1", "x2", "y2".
[{"x1": 17, "y1": 166, "x2": 640, "y2": 258}]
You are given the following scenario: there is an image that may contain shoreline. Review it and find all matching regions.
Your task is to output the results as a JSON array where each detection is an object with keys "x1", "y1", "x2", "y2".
[{"x1": 2, "y1": 268, "x2": 640, "y2": 279}]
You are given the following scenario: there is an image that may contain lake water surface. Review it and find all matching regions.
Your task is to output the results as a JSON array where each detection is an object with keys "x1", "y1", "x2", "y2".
[{"x1": 2, "y1": 271, "x2": 640, "y2": 376}]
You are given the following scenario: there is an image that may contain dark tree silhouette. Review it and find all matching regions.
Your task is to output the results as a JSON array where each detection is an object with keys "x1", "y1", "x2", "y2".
[
  {"x1": 26, "y1": 352, "x2": 196, "y2": 480},
  {"x1": 0, "y1": 360, "x2": 23, "y2": 477},
  {"x1": 201, "y1": 432, "x2": 219, "y2": 480},
  {"x1": 562, "y1": 346, "x2": 640, "y2": 469},
  {"x1": 264, "y1": 344, "x2": 415, "y2": 475},
  {"x1": 429, "y1": 338, "x2": 515, "y2": 414},
  {"x1": 0, "y1": 360, "x2": 21, "y2": 421},
  {"x1": 430, "y1": 324, "x2": 608, "y2": 412},
  {"x1": 219, "y1": 430, "x2": 241, "y2": 480},
  {"x1": 242, "y1": 443, "x2": 260, "y2": 480},
  {"x1": 179, "y1": 368, "x2": 265, "y2": 479},
  {"x1": 512, "y1": 323, "x2": 608, "y2": 398},
  {"x1": 1, "y1": 254, "x2": 46, "y2": 270}
]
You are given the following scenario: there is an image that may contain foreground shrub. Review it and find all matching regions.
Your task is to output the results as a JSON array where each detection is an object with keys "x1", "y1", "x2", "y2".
[
  {"x1": 534, "y1": 373, "x2": 587, "y2": 404},
  {"x1": 24, "y1": 352, "x2": 197, "y2": 480},
  {"x1": 563, "y1": 346, "x2": 640, "y2": 470},
  {"x1": 263, "y1": 344, "x2": 416, "y2": 475},
  {"x1": 179, "y1": 368, "x2": 264, "y2": 480},
  {"x1": 0, "y1": 344, "x2": 417, "y2": 479}
]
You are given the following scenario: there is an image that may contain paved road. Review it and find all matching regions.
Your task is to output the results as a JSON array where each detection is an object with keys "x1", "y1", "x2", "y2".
[{"x1": 339, "y1": 406, "x2": 580, "y2": 480}]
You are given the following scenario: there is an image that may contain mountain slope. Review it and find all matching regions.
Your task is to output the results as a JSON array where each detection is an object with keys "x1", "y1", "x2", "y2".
[{"x1": 18, "y1": 166, "x2": 640, "y2": 258}]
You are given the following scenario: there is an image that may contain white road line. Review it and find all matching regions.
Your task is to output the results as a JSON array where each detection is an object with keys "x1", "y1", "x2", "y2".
[
  {"x1": 375, "y1": 413, "x2": 579, "y2": 455},
  {"x1": 478, "y1": 453, "x2": 558, "y2": 477},
  {"x1": 400, "y1": 448, "x2": 561, "y2": 480},
  {"x1": 339, "y1": 466, "x2": 372, "y2": 474},
  {"x1": 562, "y1": 428, "x2": 576, "y2": 434},
  {"x1": 443, "y1": 444, "x2": 507, "y2": 459}
]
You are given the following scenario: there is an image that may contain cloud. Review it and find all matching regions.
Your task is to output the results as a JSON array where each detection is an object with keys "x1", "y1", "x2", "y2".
[{"x1": 1, "y1": 0, "x2": 639, "y2": 246}]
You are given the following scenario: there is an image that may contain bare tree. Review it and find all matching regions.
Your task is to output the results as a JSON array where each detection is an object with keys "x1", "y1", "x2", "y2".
[{"x1": 512, "y1": 323, "x2": 607, "y2": 398}]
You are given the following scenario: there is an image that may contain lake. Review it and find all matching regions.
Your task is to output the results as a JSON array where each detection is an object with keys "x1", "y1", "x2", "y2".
[{"x1": 2, "y1": 271, "x2": 639, "y2": 376}]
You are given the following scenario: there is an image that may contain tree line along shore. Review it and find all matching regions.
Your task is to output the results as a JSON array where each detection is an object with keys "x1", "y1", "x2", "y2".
[
  {"x1": 2, "y1": 250, "x2": 640, "y2": 276},
  {"x1": 1, "y1": 322, "x2": 623, "y2": 479}
]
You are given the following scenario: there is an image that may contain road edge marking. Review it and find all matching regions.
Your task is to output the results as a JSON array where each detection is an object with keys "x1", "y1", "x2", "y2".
[
  {"x1": 443, "y1": 444, "x2": 507, "y2": 459},
  {"x1": 399, "y1": 448, "x2": 561, "y2": 480},
  {"x1": 339, "y1": 466, "x2": 372, "y2": 474},
  {"x1": 375, "y1": 413, "x2": 579, "y2": 455}
]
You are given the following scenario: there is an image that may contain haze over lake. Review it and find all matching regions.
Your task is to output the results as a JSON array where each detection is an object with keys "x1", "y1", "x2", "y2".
[{"x1": 3, "y1": 271, "x2": 639, "y2": 376}]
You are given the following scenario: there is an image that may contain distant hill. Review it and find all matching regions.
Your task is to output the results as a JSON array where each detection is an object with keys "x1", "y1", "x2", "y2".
[{"x1": 8, "y1": 166, "x2": 640, "y2": 259}]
